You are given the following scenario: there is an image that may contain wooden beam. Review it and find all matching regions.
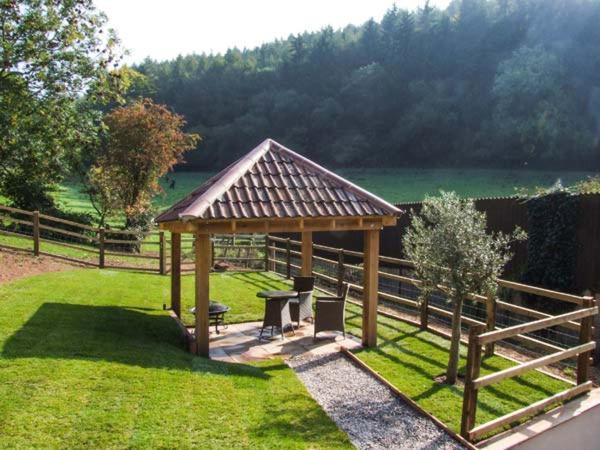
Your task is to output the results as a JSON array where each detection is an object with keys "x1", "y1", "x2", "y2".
[
  {"x1": 301, "y1": 231, "x2": 313, "y2": 277},
  {"x1": 170, "y1": 233, "x2": 181, "y2": 318},
  {"x1": 577, "y1": 297, "x2": 595, "y2": 384},
  {"x1": 473, "y1": 341, "x2": 596, "y2": 389},
  {"x1": 478, "y1": 306, "x2": 599, "y2": 345},
  {"x1": 158, "y1": 215, "x2": 396, "y2": 234},
  {"x1": 195, "y1": 233, "x2": 211, "y2": 357},
  {"x1": 497, "y1": 279, "x2": 585, "y2": 305},
  {"x1": 469, "y1": 382, "x2": 593, "y2": 440},
  {"x1": 159, "y1": 220, "x2": 198, "y2": 233},
  {"x1": 461, "y1": 325, "x2": 485, "y2": 439},
  {"x1": 32, "y1": 210, "x2": 40, "y2": 256},
  {"x1": 362, "y1": 229, "x2": 380, "y2": 347}
]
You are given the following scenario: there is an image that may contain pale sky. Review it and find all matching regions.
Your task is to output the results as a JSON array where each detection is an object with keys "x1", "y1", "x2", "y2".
[{"x1": 95, "y1": 0, "x2": 451, "y2": 64}]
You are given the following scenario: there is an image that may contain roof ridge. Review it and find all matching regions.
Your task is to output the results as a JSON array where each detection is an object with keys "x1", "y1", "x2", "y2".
[
  {"x1": 269, "y1": 139, "x2": 402, "y2": 215},
  {"x1": 179, "y1": 139, "x2": 272, "y2": 220}
]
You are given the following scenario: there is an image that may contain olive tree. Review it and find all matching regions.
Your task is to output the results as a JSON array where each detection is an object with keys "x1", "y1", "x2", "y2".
[{"x1": 403, "y1": 192, "x2": 525, "y2": 385}]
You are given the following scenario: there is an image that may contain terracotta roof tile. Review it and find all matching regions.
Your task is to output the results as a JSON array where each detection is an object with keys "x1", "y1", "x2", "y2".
[{"x1": 155, "y1": 139, "x2": 401, "y2": 223}]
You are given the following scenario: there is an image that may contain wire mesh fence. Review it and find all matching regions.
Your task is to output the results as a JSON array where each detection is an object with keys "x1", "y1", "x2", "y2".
[{"x1": 267, "y1": 234, "x2": 586, "y2": 362}]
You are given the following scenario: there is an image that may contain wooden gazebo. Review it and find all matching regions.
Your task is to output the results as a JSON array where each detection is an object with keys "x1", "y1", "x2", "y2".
[{"x1": 156, "y1": 139, "x2": 401, "y2": 356}]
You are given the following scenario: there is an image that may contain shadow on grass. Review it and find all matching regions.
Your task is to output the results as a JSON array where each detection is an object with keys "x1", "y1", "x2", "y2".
[
  {"x1": 344, "y1": 307, "x2": 556, "y2": 422},
  {"x1": 227, "y1": 271, "x2": 287, "y2": 292},
  {"x1": 2, "y1": 302, "x2": 269, "y2": 378}
]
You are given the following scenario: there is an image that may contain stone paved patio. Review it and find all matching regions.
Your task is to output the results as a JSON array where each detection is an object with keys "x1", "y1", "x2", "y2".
[{"x1": 190, "y1": 321, "x2": 362, "y2": 363}]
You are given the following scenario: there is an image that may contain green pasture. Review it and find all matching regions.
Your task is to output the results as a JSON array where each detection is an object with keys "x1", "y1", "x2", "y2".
[{"x1": 51, "y1": 168, "x2": 596, "y2": 224}]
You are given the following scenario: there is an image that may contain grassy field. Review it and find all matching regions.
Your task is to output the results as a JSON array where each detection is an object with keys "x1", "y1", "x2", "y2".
[
  {"x1": 0, "y1": 270, "x2": 350, "y2": 449},
  {"x1": 52, "y1": 168, "x2": 597, "y2": 222}
]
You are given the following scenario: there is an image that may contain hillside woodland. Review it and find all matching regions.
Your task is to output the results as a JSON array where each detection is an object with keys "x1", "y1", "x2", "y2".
[{"x1": 137, "y1": 0, "x2": 600, "y2": 170}]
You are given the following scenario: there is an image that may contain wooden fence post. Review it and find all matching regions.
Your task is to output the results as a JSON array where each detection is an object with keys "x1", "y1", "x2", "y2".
[
  {"x1": 461, "y1": 324, "x2": 485, "y2": 440},
  {"x1": 286, "y1": 238, "x2": 291, "y2": 279},
  {"x1": 485, "y1": 295, "x2": 497, "y2": 357},
  {"x1": 337, "y1": 249, "x2": 345, "y2": 295},
  {"x1": 595, "y1": 294, "x2": 600, "y2": 365},
  {"x1": 98, "y1": 227, "x2": 105, "y2": 268},
  {"x1": 32, "y1": 210, "x2": 40, "y2": 256},
  {"x1": 159, "y1": 231, "x2": 166, "y2": 275},
  {"x1": 264, "y1": 234, "x2": 270, "y2": 271},
  {"x1": 419, "y1": 295, "x2": 429, "y2": 331},
  {"x1": 577, "y1": 297, "x2": 595, "y2": 384}
]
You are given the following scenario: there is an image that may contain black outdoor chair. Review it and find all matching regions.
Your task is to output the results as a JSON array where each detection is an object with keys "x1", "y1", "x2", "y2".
[
  {"x1": 314, "y1": 283, "x2": 350, "y2": 340},
  {"x1": 289, "y1": 276, "x2": 315, "y2": 327}
]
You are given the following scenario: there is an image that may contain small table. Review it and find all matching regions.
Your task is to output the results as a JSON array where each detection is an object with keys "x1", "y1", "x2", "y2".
[
  {"x1": 257, "y1": 290, "x2": 298, "y2": 340},
  {"x1": 190, "y1": 301, "x2": 230, "y2": 334}
]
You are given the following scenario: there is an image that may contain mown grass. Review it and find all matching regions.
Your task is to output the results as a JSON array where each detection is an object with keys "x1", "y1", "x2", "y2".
[
  {"x1": 0, "y1": 265, "x2": 574, "y2": 444},
  {"x1": 52, "y1": 168, "x2": 596, "y2": 222},
  {"x1": 0, "y1": 233, "x2": 158, "y2": 268},
  {"x1": 344, "y1": 303, "x2": 570, "y2": 438},
  {"x1": 0, "y1": 269, "x2": 350, "y2": 449}
]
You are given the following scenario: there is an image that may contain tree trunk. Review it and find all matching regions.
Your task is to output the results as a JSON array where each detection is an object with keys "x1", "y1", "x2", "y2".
[{"x1": 446, "y1": 295, "x2": 464, "y2": 384}]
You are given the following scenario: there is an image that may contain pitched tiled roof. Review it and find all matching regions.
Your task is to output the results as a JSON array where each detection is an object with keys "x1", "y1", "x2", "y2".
[{"x1": 155, "y1": 139, "x2": 401, "y2": 223}]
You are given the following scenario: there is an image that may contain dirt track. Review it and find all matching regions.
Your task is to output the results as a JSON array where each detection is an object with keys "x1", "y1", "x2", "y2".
[{"x1": 0, "y1": 249, "x2": 78, "y2": 284}]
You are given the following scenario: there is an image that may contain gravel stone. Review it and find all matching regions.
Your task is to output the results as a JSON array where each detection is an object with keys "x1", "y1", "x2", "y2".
[{"x1": 287, "y1": 353, "x2": 464, "y2": 450}]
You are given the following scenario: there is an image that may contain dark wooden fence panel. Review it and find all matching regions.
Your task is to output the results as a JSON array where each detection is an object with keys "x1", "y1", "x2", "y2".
[
  {"x1": 575, "y1": 195, "x2": 600, "y2": 293},
  {"x1": 305, "y1": 193, "x2": 600, "y2": 295}
]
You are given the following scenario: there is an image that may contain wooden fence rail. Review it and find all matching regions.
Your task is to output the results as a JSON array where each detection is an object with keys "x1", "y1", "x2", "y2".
[
  {"x1": 0, "y1": 204, "x2": 268, "y2": 274},
  {"x1": 267, "y1": 235, "x2": 587, "y2": 352},
  {"x1": 267, "y1": 234, "x2": 598, "y2": 442},
  {"x1": 460, "y1": 298, "x2": 597, "y2": 441}
]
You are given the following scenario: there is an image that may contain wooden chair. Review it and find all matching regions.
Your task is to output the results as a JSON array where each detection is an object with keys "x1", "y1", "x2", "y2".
[
  {"x1": 289, "y1": 276, "x2": 315, "y2": 327},
  {"x1": 314, "y1": 283, "x2": 350, "y2": 340}
]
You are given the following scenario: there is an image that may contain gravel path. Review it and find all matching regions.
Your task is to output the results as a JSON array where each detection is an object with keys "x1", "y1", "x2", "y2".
[{"x1": 288, "y1": 353, "x2": 464, "y2": 450}]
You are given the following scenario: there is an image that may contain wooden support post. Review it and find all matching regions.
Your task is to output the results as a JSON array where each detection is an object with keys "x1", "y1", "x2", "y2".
[
  {"x1": 337, "y1": 249, "x2": 345, "y2": 296},
  {"x1": 286, "y1": 238, "x2": 291, "y2": 279},
  {"x1": 210, "y1": 237, "x2": 215, "y2": 269},
  {"x1": 171, "y1": 233, "x2": 181, "y2": 318},
  {"x1": 264, "y1": 234, "x2": 270, "y2": 271},
  {"x1": 485, "y1": 295, "x2": 497, "y2": 357},
  {"x1": 301, "y1": 231, "x2": 313, "y2": 277},
  {"x1": 577, "y1": 297, "x2": 595, "y2": 384},
  {"x1": 159, "y1": 231, "x2": 166, "y2": 275},
  {"x1": 195, "y1": 233, "x2": 211, "y2": 357},
  {"x1": 419, "y1": 295, "x2": 429, "y2": 331},
  {"x1": 461, "y1": 324, "x2": 485, "y2": 439},
  {"x1": 98, "y1": 227, "x2": 105, "y2": 268},
  {"x1": 362, "y1": 229, "x2": 380, "y2": 347},
  {"x1": 595, "y1": 294, "x2": 600, "y2": 365},
  {"x1": 32, "y1": 210, "x2": 40, "y2": 256}
]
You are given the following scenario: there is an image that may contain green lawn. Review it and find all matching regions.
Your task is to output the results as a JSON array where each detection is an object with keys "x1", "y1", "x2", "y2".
[
  {"x1": 51, "y1": 168, "x2": 596, "y2": 223},
  {"x1": 0, "y1": 267, "x2": 574, "y2": 445},
  {"x1": 0, "y1": 269, "x2": 350, "y2": 449},
  {"x1": 344, "y1": 303, "x2": 570, "y2": 438}
]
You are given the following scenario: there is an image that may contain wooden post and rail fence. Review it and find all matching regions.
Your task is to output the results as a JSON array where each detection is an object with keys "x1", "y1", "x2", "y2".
[
  {"x1": 0, "y1": 204, "x2": 266, "y2": 274},
  {"x1": 460, "y1": 297, "x2": 597, "y2": 440},
  {"x1": 267, "y1": 234, "x2": 599, "y2": 442},
  {"x1": 266, "y1": 235, "x2": 592, "y2": 354}
]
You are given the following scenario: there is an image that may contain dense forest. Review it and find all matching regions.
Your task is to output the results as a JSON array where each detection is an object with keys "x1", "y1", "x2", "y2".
[{"x1": 135, "y1": 0, "x2": 600, "y2": 171}]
